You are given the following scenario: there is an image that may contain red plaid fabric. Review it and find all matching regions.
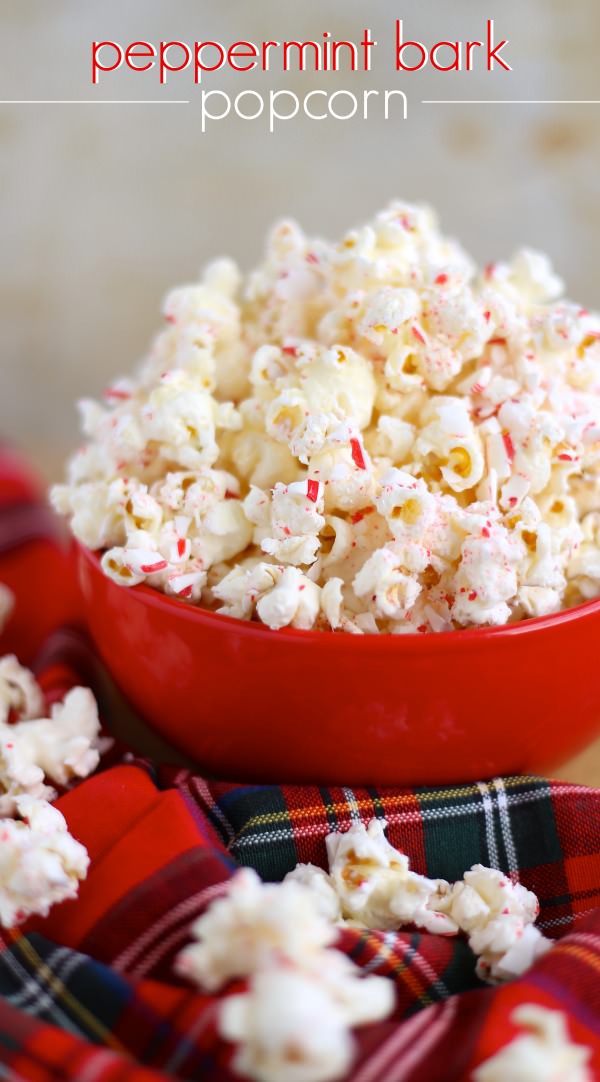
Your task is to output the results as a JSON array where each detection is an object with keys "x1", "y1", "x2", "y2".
[
  {"x1": 1, "y1": 445, "x2": 600, "y2": 1081},
  {"x1": 0, "y1": 444, "x2": 80, "y2": 663}
]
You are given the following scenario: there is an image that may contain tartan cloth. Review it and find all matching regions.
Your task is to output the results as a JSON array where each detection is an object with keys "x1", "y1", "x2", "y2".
[{"x1": 1, "y1": 444, "x2": 600, "y2": 1080}]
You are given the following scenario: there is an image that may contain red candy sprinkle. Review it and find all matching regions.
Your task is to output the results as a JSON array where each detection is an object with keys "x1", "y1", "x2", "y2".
[
  {"x1": 179, "y1": 584, "x2": 193, "y2": 598},
  {"x1": 351, "y1": 505, "x2": 375, "y2": 525},
  {"x1": 306, "y1": 479, "x2": 320, "y2": 503},
  {"x1": 350, "y1": 438, "x2": 367, "y2": 470},
  {"x1": 306, "y1": 252, "x2": 319, "y2": 265},
  {"x1": 411, "y1": 325, "x2": 426, "y2": 345},
  {"x1": 104, "y1": 387, "x2": 131, "y2": 401},
  {"x1": 177, "y1": 538, "x2": 186, "y2": 558},
  {"x1": 481, "y1": 527, "x2": 491, "y2": 538},
  {"x1": 502, "y1": 433, "x2": 515, "y2": 462},
  {"x1": 468, "y1": 591, "x2": 478, "y2": 601},
  {"x1": 140, "y1": 560, "x2": 168, "y2": 573},
  {"x1": 435, "y1": 273, "x2": 448, "y2": 285}
]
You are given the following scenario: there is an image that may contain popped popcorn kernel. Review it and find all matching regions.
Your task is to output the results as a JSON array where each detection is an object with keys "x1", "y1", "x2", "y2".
[
  {"x1": 286, "y1": 821, "x2": 549, "y2": 985},
  {"x1": 53, "y1": 201, "x2": 600, "y2": 633},
  {"x1": 0, "y1": 796, "x2": 89, "y2": 927},
  {"x1": 0, "y1": 655, "x2": 97, "y2": 927},
  {"x1": 434, "y1": 863, "x2": 552, "y2": 983},
  {"x1": 474, "y1": 1005, "x2": 593, "y2": 1082},
  {"x1": 0, "y1": 659, "x2": 102, "y2": 815},
  {"x1": 176, "y1": 867, "x2": 395, "y2": 1082}
]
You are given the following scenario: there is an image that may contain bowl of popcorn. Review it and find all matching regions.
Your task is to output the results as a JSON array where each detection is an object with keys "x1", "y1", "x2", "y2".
[{"x1": 54, "y1": 201, "x2": 600, "y2": 784}]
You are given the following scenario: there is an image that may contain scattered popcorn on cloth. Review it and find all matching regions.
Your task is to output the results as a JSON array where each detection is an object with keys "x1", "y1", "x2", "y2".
[
  {"x1": 220, "y1": 969, "x2": 356, "y2": 1082},
  {"x1": 286, "y1": 820, "x2": 551, "y2": 984},
  {"x1": 300, "y1": 818, "x2": 455, "y2": 934},
  {"x1": 0, "y1": 795, "x2": 89, "y2": 927},
  {"x1": 473, "y1": 1004, "x2": 594, "y2": 1081},
  {"x1": 0, "y1": 653, "x2": 101, "y2": 927},
  {"x1": 0, "y1": 653, "x2": 44, "y2": 724},
  {"x1": 51, "y1": 201, "x2": 600, "y2": 633},
  {"x1": 177, "y1": 867, "x2": 394, "y2": 1082},
  {"x1": 176, "y1": 867, "x2": 337, "y2": 990},
  {"x1": 0, "y1": 656, "x2": 102, "y2": 814},
  {"x1": 435, "y1": 863, "x2": 553, "y2": 983}
]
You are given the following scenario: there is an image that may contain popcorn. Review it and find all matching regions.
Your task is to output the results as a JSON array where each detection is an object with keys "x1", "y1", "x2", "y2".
[
  {"x1": 0, "y1": 655, "x2": 44, "y2": 724},
  {"x1": 220, "y1": 969, "x2": 355, "y2": 1082},
  {"x1": 375, "y1": 470, "x2": 436, "y2": 538},
  {"x1": 353, "y1": 545, "x2": 423, "y2": 622},
  {"x1": 0, "y1": 669, "x2": 102, "y2": 816},
  {"x1": 288, "y1": 819, "x2": 456, "y2": 936},
  {"x1": 285, "y1": 822, "x2": 550, "y2": 986},
  {"x1": 320, "y1": 578, "x2": 345, "y2": 631},
  {"x1": 54, "y1": 201, "x2": 600, "y2": 633},
  {"x1": 0, "y1": 795, "x2": 89, "y2": 927},
  {"x1": 284, "y1": 863, "x2": 341, "y2": 922},
  {"x1": 176, "y1": 868, "x2": 336, "y2": 991},
  {"x1": 213, "y1": 562, "x2": 283, "y2": 620},
  {"x1": 177, "y1": 868, "x2": 395, "y2": 1082},
  {"x1": 0, "y1": 652, "x2": 97, "y2": 927},
  {"x1": 256, "y1": 567, "x2": 321, "y2": 630},
  {"x1": 473, "y1": 1005, "x2": 593, "y2": 1082},
  {"x1": 434, "y1": 864, "x2": 552, "y2": 983}
]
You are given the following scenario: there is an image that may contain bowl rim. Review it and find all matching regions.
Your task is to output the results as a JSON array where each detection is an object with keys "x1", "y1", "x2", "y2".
[{"x1": 77, "y1": 540, "x2": 600, "y2": 652}]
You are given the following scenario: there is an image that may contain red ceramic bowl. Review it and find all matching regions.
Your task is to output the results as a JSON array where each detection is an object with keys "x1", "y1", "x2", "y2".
[{"x1": 76, "y1": 541, "x2": 600, "y2": 786}]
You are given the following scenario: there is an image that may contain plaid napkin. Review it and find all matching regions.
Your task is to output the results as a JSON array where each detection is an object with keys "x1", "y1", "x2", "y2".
[{"x1": 2, "y1": 444, "x2": 600, "y2": 1081}]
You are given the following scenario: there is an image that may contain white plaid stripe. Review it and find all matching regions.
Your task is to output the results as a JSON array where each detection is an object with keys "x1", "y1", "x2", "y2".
[
  {"x1": 0, "y1": 944, "x2": 84, "y2": 1033},
  {"x1": 111, "y1": 879, "x2": 229, "y2": 975},
  {"x1": 342, "y1": 786, "x2": 362, "y2": 820},
  {"x1": 359, "y1": 930, "x2": 451, "y2": 999},
  {"x1": 493, "y1": 777, "x2": 519, "y2": 875},
  {"x1": 477, "y1": 781, "x2": 501, "y2": 869},
  {"x1": 228, "y1": 783, "x2": 570, "y2": 853},
  {"x1": 385, "y1": 996, "x2": 459, "y2": 1081},
  {"x1": 352, "y1": 1002, "x2": 435, "y2": 1082}
]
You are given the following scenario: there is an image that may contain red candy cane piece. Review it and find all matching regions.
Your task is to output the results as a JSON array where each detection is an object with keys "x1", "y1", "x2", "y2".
[
  {"x1": 306, "y1": 479, "x2": 320, "y2": 503},
  {"x1": 502, "y1": 433, "x2": 515, "y2": 462},
  {"x1": 350, "y1": 438, "x2": 367, "y2": 471}
]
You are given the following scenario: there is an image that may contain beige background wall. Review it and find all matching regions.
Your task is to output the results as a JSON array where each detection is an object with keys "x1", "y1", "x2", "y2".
[{"x1": 1, "y1": 0, "x2": 600, "y2": 478}]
